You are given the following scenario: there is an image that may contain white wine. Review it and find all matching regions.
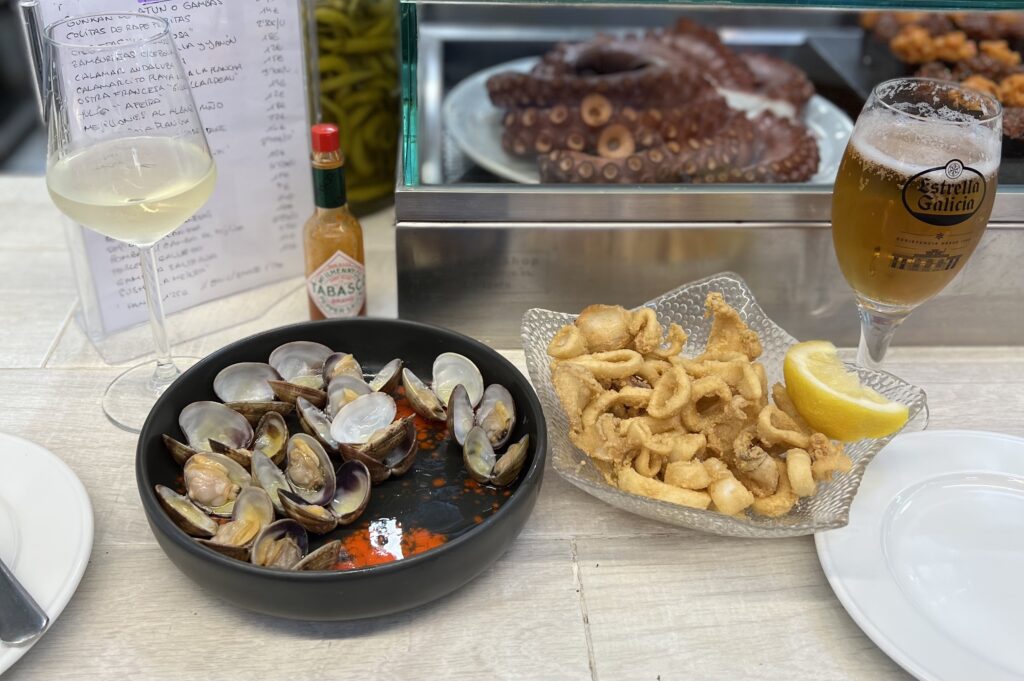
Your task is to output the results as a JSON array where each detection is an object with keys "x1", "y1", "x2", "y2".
[{"x1": 47, "y1": 136, "x2": 216, "y2": 246}]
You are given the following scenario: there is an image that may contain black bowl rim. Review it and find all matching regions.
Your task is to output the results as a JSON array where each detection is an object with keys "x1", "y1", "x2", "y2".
[{"x1": 135, "y1": 317, "x2": 547, "y2": 582}]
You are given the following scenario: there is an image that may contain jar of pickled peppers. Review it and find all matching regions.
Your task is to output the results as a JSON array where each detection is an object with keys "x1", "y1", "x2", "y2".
[{"x1": 307, "y1": 0, "x2": 399, "y2": 208}]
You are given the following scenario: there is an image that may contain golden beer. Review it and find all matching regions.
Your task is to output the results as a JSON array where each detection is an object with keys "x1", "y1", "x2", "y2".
[{"x1": 832, "y1": 109, "x2": 999, "y2": 309}]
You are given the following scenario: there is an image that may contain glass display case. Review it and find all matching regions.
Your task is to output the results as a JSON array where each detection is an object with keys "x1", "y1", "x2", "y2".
[{"x1": 394, "y1": 1, "x2": 1024, "y2": 346}]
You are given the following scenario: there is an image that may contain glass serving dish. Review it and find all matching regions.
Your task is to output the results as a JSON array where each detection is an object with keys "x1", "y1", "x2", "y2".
[{"x1": 521, "y1": 272, "x2": 929, "y2": 538}]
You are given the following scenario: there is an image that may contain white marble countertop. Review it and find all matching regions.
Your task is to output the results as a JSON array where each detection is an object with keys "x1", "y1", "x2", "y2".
[{"x1": 1, "y1": 175, "x2": 1022, "y2": 681}]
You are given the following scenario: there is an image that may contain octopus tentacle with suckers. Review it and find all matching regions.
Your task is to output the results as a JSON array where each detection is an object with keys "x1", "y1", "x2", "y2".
[{"x1": 486, "y1": 19, "x2": 820, "y2": 184}]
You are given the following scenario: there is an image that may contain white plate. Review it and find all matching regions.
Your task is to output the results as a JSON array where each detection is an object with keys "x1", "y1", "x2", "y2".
[
  {"x1": 0, "y1": 433, "x2": 93, "y2": 676},
  {"x1": 815, "y1": 430, "x2": 1024, "y2": 681},
  {"x1": 444, "y1": 56, "x2": 854, "y2": 185}
]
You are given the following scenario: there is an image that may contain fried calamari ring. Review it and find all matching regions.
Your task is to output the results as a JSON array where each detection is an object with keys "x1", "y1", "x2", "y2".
[
  {"x1": 571, "y1": 413, "x2": 634, "y2": 464},
  {"x1": 574, "y1": 304, "x2": 633, "y2": 353},
  {"x1": 633, "y1": 449, "x2": 665, "y2": 478},
  {"x1": 567, "y1": 349, "x2": 644, "y2": 379},
  {"x1": 750, "y1": 459, "x2": 798, "y2": 517},
  {"x1": 647, "y1": 365, "x2": 692, "y2": 419},
  {"x1": 547, "y1": 325, "x2": 589, "y2": 359},
  {"x1": 552, "y1": 362, "x2": 605, "y2": 431},
  {"x1": 681, "y1": 375, "x2": 733, "y2": 432},
  {"x1": 668, "y1": 432, "x2": 706, "y2": 462},
  {"x1": 757, "y1": 404, "x2": 811, "y2": 450},
  {"x1": 786, "y1": 449, "x2": 815, "y2": 497},
  {"x1": 629, "y1": 308, "x2": 664, "y2": 355},
  {"x1": 581, "y1": 386, "x2": 652, "y2": 428}
]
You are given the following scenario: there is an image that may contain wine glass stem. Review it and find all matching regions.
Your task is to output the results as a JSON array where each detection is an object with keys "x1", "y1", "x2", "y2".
[
  {"x1": 138, "y1": 244, "x2": 180, "y2": 391},
  {"x1": 856, "y1": 304, "x2": 908, "y2": 370}
]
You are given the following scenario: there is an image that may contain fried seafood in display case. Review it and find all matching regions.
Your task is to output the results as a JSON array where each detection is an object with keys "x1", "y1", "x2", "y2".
[
  {"x1": 546, "y1": 292, "x2": 853, "y2": 519},
  {"x1": 484, "y1": 19, "x2": 821, "y2": 184}
]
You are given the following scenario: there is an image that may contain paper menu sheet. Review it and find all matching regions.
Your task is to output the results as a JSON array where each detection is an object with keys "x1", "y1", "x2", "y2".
[{"x1": 39, "y1": 0, "x2": 312, "y2": 334}]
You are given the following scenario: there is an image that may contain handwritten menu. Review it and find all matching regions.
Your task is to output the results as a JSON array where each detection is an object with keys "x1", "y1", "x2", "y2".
[{"x1": 40, "y1": 0, "x2": 311, "y2": 334}]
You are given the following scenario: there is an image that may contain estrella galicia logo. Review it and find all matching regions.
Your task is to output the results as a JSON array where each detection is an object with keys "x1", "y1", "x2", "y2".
[{"x1": 901, "y1": 159, "x2": 986, "y2": 227}]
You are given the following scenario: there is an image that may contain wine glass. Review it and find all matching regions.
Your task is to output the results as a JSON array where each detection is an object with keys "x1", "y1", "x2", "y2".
[
  {"x1": 43, "y1": 13, "x2": 216, "y2": 432},
  {"x1": 831, "y1": 78, "x2": 1002, "y2": 368}
]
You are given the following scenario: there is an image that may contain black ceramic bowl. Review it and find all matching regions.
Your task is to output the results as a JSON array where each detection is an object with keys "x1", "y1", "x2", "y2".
[{"x1": 136, "y1": 319, "x2": 546, "y2": 621}]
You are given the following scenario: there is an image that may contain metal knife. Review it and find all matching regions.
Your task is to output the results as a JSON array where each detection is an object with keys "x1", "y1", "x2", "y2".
[{"x1": 0, "y1": 557, "x2": 48, "y2": 646}]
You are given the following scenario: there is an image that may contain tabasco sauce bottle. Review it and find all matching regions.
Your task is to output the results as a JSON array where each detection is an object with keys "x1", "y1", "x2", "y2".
[{"x1": 304, "y1": 123, "x2": 366, "y2": 319}]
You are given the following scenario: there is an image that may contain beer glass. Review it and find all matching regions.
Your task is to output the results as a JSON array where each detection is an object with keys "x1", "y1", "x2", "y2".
[
  {"x1": 43, "y1": 14, "x2": 216, "y2": 432},
  {"x1": 832, "y1": 78, "x2": 1002, "y2": 368}
]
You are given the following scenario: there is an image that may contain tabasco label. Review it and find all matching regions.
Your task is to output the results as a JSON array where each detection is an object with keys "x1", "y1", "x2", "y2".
[{"x1": 307, "y1": 250, "x2": 365, "y2": 318}]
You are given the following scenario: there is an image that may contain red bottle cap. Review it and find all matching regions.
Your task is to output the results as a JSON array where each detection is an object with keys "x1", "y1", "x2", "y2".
[{"x1": 311, "y1": 123, "x2": 339, "y2": 153}]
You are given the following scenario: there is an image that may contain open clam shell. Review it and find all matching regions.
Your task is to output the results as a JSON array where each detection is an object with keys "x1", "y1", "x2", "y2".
[
  {"x1": 326, "y1": 375, "x2": 372, "y2": 420},
  {"x1": 323, "y1": 352, "x2": 364, "y2": 384},
  {"x1": 477, "y1": 384, "x2": 516, "y2": 449},
  {"x1": 295, "y1": 540, "x2": 342, "y2": 571},
  {"x1": 401, "y1": 368, "x2": 446, "y2": 421},
  {"x1": 285, "y1": 433, "x2": 337, "y2": 506},
  {"x1": 250, "y1": 519, "x2": 308, "y2": 569},
  {"x1": 269, "y1": 341, "x2": 332, "y2": 389},
  {"x1": 251, "y1": 411, "x2": 289, "y2": 465},
  {"x1": 278, "y1": 490, "x2": 338, "y2": 535},
  {"x1": 296, "y1": 396, "x2": 340, "y2": 453},
  {"x1": 330, "y1": 460, "x2": 372, "y2": 525},
  {"x1": 214, "y1": 363, "x2": 293, "y2": 423},
  {"x1": 183, "y1": 451, "x2": 252, "y2": 517},
  {"x1": 155, "y1": 485, "x2": 217, "y2": 538},
  {"x1": 251, "y1": 450, "x2": 290, "y2": 515},
  {"x1": 330, "y1": 392, "x2": 397, "y2": 446},
  {"x1": 368, "y1": 358, "x2": 403, "y2": 393},
  {"x1": 433, "y1": 352, "x2": 484, "y2": 407},
  {"x1": 446, "y1": 384, "x2": 476, "y2": 447},
  {"x1": 180, "y1": 401, "x2": 254, "y2": 454},
  {"x1": 267, "y1": 379, "x2": 328, "y2": 409}
]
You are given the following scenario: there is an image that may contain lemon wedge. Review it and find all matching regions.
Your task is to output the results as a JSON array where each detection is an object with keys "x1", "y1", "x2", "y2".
[{"x1": 783, "y1": 340, "x2": 909, "y2": 442}]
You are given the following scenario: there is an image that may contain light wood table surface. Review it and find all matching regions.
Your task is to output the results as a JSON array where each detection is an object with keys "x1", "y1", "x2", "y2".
[{"x1": 1, "y1": 175, "x2": 1022, "y2": 681}]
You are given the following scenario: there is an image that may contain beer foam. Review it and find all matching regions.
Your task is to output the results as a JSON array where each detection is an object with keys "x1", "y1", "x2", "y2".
[{"x1": 850, "y1": 109, "x2": 1001, "y2": 180}]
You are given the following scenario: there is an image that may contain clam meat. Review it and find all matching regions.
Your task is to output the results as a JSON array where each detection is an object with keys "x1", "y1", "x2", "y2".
[
  {"x1": 463, "y1": 427, "x2": 529, "y2": 488},
  {"x1": 284, "y1": 433, "x2": 336, "y2": 505},
  {"x1": 183, "y1": 451, "x2": 252, "y2": 516},
  {"x1": 476, "y1": 384, "x2": 516, "y2": 449}
]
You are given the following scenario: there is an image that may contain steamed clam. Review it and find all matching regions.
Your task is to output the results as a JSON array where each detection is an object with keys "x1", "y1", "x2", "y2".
[
  {"x1": 339, "y1": 417, "x2": 418, "y2": 483},
  {"x1": 476, "y1": 384, "x2": 516, "y2": 449},
  {"x1": 326, "y1": 375, "x2": 372, "y2": 419},
  {"x1": 401, "y1": 368, "x2": 446, "y2": 421},
  {"x1": 251, "y1": 449, "x2": 290, "y2": 514},
  {"x1": 323, "y1": 352, "x2": 363, "y2": 384},
  {"x1": 463, "y1": 427, "x2": 529, "y2": 488},
  {"x1": 368, "y1": 358, "x2": 403, "y2": 393},
  {"x1": 183, "y1": 451, "x2": 252, "y2": 516},
  {"x1": 198, "y1": 487, "x2": 275, "y2": 559},
  {"x1": 179, "y1": 401, "x2": 254, "y2": 463},
  {"x1": 268, "y1": 341, "x2": 332, "y2": 407},
  {"x1": 155, "y1": 485, "x2": 218, "y2": 538},
  {"x1": 284, "y1": 433, "x2": 336, "y2": 505},
  {"x1": 250, "y1": 519, "x2": 342, "y2": 571},
  {"x1": 213, "y1": 362, "x2": 293, "y2": 424},
  {"x1": 251, "y1": 411, "x2": 289, "y2": 465},
  {"x1": 446, "y1": 384, "x2": 475, "y2": 447}
]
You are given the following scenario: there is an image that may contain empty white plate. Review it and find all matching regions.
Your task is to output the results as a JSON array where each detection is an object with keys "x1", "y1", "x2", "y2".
[
  {"x1": 0, "y1": 433, "x2": 93, "y2": 675},
  {"x1": 816, "y1": 430, "x2": 1024, "y2": 681}
]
